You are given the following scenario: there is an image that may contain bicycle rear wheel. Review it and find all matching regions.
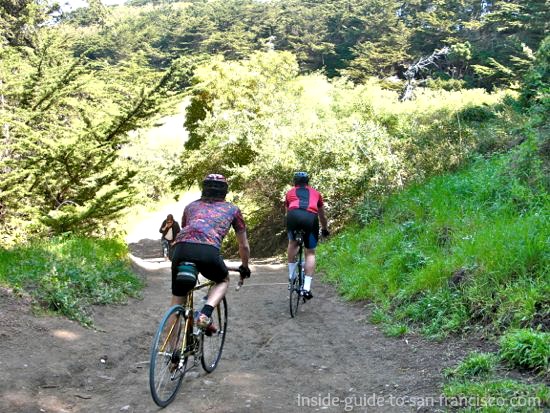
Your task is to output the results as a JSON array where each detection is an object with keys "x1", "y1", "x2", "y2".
[
  {"x1": 201, "y1": 297, "x2": 228, "y2": 372},
  {"x1": 289, "y1": 265, "x2": 302, "y2": 318},
  {"x1": 149, "y1": 305, "x2": 187, "y2": 407}
]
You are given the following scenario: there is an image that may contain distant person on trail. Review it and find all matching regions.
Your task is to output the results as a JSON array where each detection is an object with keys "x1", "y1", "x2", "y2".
[
  {"x1": 285, "y1": 171, "x2": 329, "y2": 299},
  {"x1": 170, "y1": 174, "x2": 251, "y2": 330},
  {"x1": 159, "y1": 214, "x2": 180, "y2": 261}
]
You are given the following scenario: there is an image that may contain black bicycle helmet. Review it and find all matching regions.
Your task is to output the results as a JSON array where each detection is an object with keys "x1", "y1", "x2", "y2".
[
  {"x1": 293, "y1": 171, "x2": 309, "y2": 185},
  {"x1": 202, "y1": 173, "x2": 228, "y2": 199}
]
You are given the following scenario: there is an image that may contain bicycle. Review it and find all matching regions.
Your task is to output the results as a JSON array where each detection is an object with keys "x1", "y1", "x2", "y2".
[
  {"x1": 149, "y1": 263, "x2": 247, "y2": 407},
  {"x1": 289, "y1": 229, "x2": 306, "y2": 318}
]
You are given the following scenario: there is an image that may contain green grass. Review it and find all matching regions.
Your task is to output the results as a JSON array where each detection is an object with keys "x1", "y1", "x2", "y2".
[
  {"x1": 318, "y1": 148, "x2": 549, "y2": 337},
  {"x1": 443, "y1": 379, "x2": 549, "y2": 412},
  {"x1": 0, "y1": 236, "x2": 142, "y2": 326},
  {"x1": 442, "y1": 350, "x2": 549, "y2": 412},
  {"x1": 382, "y1": 323, "x2": 408, "y2": 337},
  {"x1": 444, "y1": 352, "x2": 499, "y2": 380},
  {"x1": 500, "y1": 329, "x2": 550, "y2": 375}
]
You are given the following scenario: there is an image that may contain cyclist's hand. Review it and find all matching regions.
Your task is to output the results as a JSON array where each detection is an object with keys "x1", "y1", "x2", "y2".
[
  {"x1": 321, "y1": 228, "x2": 330, "y2": 238},
  {"x1": 235, "y1": 265, "x2": 250, "y2": 291},
  {"x1": 239, "y1": 265, "x2": 251, "y2": 279}
]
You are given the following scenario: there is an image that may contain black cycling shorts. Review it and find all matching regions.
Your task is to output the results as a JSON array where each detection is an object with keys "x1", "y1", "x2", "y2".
[
  {"x1": 171, "y1": 242, "x2": 228, "y2": 296},
  {"x1": 286, "y1": 208, "x2": 319, "y2": 249}
]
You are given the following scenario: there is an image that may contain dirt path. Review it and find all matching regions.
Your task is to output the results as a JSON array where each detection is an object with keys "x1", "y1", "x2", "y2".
[{"x1": 0, "y1": 237, "x2": 489, "y2": 413}]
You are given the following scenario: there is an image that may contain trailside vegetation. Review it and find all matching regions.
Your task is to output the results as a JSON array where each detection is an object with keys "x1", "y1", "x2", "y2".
[
  {"x1": 0, "y1": 236, "x2": 142, "y2": 326},
  {"x1": 173, "y1": 50, "x2": 513, "y2": 255},
  {"x1": 318, "y1": 36, "x2": 549, "y2": 410}
]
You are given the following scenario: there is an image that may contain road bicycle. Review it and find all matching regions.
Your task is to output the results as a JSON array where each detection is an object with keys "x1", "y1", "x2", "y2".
[
  {"x1": 149, "y1": 263, "x2": 245, "y2": 407},
  {"x1": 289, "y1": 230, "x2": 306, "y2": 318}
]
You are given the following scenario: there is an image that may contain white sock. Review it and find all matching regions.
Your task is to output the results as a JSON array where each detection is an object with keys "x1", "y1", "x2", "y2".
[
  {"x1": 288, "y1": 262, "x2": 298, "y2": 280},
  {"x1": 304, "y1": 275, "x2": 313, "y2": 291}
]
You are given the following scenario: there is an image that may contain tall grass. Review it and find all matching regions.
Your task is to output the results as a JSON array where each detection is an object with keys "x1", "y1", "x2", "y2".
[
  {"x1": 0, "y1": 236, "x2": 142, "y2": 326},
  {"x1": 318, "y1": 148, "x2": 549, "y2": 337}
]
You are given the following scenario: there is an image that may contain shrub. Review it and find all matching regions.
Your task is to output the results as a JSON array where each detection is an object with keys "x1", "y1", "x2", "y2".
[{"x1": 499, "y1": 329, "x2": 550, "y2": 374}]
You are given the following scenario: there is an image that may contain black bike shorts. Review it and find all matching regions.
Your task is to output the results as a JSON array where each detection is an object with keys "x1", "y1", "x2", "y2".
[
  {"x1": 286, "y1": 208, "x2": 319, "y2": 249},
  {"x1": 171, "y1": 242, "x2": 228, "y2": 296}
]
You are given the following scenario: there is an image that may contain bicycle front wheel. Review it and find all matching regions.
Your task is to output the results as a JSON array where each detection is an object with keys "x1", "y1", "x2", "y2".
[
  {"x1": 289, "y1": 268, "x2": 302, "y2": 318},
  {"x1": 201, "y1": 297, "x2": 228, "y2": 372},
  {"x1": 149, "y1": 305, "x2": 187, "y2": 407}
]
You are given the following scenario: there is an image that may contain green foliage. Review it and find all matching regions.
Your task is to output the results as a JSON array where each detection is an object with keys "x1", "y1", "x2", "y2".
[
  {"x1": 382, "y1": 323, "x2": 408, "y2": 338},
  {"x1": 0, "y1": 236, "x2": 142, "y2": 326},
  {"x1": 442, "y1": 349, "x2": 549, "y2": 412},
  {"x1": 173, "y1": 52, "x2": 506, "y2": 254},
  {"x1": 443, "y1": 379, "x2": 549, "y2": 412},
  {"x1": 427, "y1": 77, "x2": 467, "y2": 91},
  {"x1": 318, "y1": 139, "x2": 550, "y2": 336},
  {"x1": 521, "y1": 35, "x2": 550, "y2": 114},
  {"x1": 56, "y1": 0, "x2": 550, "y2": 89},
  {"x1": 499, "y1": 330, "x2": 550, "y2": 374},
  {"x1": 444, "y1": 352, "x2": 499, "y2": 380},
  {"x1": 0, "y1": 13, "x2": 197, "y2": 242},
  {"x1": 396, "y1": 289, "x2": 469, "y2": 339}
]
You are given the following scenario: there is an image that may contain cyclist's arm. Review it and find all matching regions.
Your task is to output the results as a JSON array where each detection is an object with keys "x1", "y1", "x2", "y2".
[
  {"x1": 236, "y1": 230, "x2": 250, "y2": 268},
  {"x1": 318, "y1": 205, "x2": 328, "y2": 230}
]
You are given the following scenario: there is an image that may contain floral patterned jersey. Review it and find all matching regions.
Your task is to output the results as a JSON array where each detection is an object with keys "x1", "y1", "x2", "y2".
[{"x1": 174, "y1": 199, "x2": 246, "y2": 249}]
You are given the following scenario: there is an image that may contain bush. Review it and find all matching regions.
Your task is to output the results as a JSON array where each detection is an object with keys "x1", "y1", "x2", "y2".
[
  {"x1": 499, "y1": 329, "x2": 550, "y2": 374},
  {"x1": 427, "y1": 77, "x2": 466, "y2": 91},
  {"x1": 459, "y1": 104, "x2": 496, "y2": 122}
]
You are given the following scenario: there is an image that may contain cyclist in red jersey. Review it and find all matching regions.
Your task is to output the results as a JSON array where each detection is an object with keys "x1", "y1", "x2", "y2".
[
  {"x1": 285, "y1": 172, "x2": 329, "y2": 299},
  {"x1": 171, "y1": 174, "x2": 251, "y2": 329}
]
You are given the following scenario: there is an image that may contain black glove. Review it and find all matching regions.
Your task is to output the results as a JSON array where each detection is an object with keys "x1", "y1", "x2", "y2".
[
  {"x1": 239, "y1": 265, "x2": 251, "y2": 278},
  {"x1": 321, "y1": 228, "x2": 330, "y2": 237}
]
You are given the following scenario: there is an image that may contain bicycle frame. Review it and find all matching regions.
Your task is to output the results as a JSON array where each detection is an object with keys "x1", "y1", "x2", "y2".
[{"x1": 179, "y1": 280, "x2": 215, "y2": 366}]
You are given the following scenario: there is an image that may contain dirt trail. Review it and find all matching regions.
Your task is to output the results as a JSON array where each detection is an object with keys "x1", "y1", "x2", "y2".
[{"x1": 0, "y1": 236, "x2": 488, "y2": 413}]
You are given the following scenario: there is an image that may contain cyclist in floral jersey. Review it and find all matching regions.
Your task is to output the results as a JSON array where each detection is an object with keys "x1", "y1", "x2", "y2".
[{"x1": 171, "y1": 174, "x2": 251, "y2": 329}]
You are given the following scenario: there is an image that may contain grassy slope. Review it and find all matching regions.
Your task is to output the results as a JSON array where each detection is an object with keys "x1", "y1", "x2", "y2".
[
  {"x1": 318, "y1": 152, "x2": 549, "y2": 338},
  {"x1": 317, "y1": 134, "x2": 550, "y2": 411}
]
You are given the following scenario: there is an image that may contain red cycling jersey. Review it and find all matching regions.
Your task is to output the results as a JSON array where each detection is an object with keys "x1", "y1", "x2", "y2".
[{"x1": 285, "y1": 185, "x2": 324, "y2": 214}]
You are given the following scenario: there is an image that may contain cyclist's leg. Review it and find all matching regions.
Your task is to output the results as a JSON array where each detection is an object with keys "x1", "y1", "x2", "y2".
[
  {"x1": 304, "y1": 248, "x2": 316, "y2": 278},
  {"x1": 287, "y1": 239, "x2": 299, "y2": 282},
  {"x1": 193, "y1": 246, "x2": 229, "y2": 327},
  {"x1": 286, "y1": 210, "x2": 301, "y2": 281},
  {"x1": 302, "y1": 213, "x2": 319, "y2": 297},
  {"x1": 203, "y1": 279, "x2": 228, "y2": 309}
]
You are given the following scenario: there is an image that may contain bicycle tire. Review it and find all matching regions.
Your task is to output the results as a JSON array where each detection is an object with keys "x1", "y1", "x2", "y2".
[
  {"x1": 201, "y1": 297, "x2": 228, "y2": 372},
  {"x1": 289, "y1": 263, "x2": 302, "y2": 318},
  {"x1": 149, "y1": 305, "x2": 187, "y2": 407}
]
